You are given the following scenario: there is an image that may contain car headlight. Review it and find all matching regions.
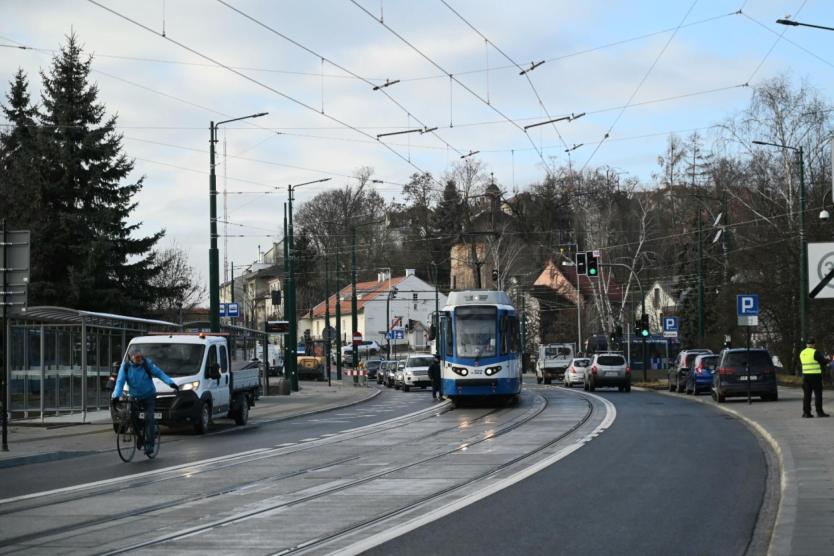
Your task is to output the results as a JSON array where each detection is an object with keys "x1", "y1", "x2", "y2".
[
  {"x1": 484, "y1": 366, "x2": 502, "y2": 376},
  {"x1": 180, "y1": 381, "x2": 200, "y2": 391},
  {"x1": 452, "y1": 366, "x2": 469, "y2": 376}
]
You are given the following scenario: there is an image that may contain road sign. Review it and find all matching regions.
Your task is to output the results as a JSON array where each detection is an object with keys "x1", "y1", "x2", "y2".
[
  {"x1": 662, "y1": 316, "x2": 679, "y2": 338},
  {"x1": 737, "y1": 294, "x2": 759, "y2": 326},
  {"x1": 266, "y1": 320, "x2": 289, "y2": 334},
  {"x1": 808, "y1": 242, "x2": 834, "y2": 299},
  {"x1": 0, "y1": 229, "x2": 30, "y2": 318},
  {"x1": 352, "y1": 331, "x2": 363, "y2": 345},
  {"x1": 227, "y1": 302, "x2": 240, "y2": 318},
  {"x1": 218, "y1": 303, "x2": 228, "y2": 317},
  {"x1": 386, "y1": 328, "x2": 405, "y2": 340}
]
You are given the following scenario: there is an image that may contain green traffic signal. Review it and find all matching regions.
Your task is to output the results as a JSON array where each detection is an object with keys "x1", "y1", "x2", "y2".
[
  {"x1": 589, "y1": 268, "x2": 598, "y2": 276},
  {"x1": 641, "y1": 329, "x2": 649, "y2": 337}
]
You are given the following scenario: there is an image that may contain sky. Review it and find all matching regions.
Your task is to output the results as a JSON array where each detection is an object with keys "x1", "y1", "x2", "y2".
[{"x1": 2, "y1": 0, "x2": 833, "y2": 290}]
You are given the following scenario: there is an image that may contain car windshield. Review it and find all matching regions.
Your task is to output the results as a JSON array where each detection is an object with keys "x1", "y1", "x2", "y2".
[
  {"x1": 407, "y1": 356, "x2": 434, "y2": 368},
  {"x1": 455, "y1": 306, "x2": 497, "y2": 358},
  {"x1": 130, "y1": 343, "x2": 204, "y2": 377},
  {"x1": 724, "y1": 351, "x2": 772, "y2": 369},
  {"x1": 597, "y1": 355, "x2": 625, "y2": 366},
  {"x1": 366, "y1": 361, "x2": 380, "y2": 370},
  {"x1": 573, "y1": 359, "x2": 591, "y2": 367}
]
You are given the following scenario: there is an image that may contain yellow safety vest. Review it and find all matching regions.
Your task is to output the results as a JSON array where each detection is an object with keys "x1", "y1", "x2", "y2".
[{"x1": 800, "y1": 348, "x2": 821, "y2": 375}]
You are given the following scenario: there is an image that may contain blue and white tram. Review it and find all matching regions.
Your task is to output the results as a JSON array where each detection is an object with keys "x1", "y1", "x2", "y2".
[{"x1": 438, "y1": 290, "x2": 522, "y2": 403}]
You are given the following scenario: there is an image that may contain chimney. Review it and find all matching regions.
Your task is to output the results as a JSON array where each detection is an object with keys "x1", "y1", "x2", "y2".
[{"x1": 405, "y1": 269, "x2": 415, "y2": 278}]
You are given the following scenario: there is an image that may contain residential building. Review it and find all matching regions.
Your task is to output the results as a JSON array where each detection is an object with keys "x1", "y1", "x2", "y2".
[
  {"x1": 299, "y1": 269, "x2": 447, "y2": 352},
  {"x1": 637, "y1": 281, "x2": 678, "y2": 332}
]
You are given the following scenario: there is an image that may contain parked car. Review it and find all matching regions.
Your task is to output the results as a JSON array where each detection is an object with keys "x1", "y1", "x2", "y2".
[
  {"x1": 584, "y1": 353, "x2": 631, "y2": 392},
  {"x1": 712, "y1": 348, "x2": 778, "y2": 402},
  {"x1": 536, "y1": 343, "x2": 575, "y2": 384},
  {"x1": 363, "y1": 358, "x2": 382, "y2": 380},
  {"x1": 385, "y1": 362, "x2": 399, "y2": 387},
  {"x1": 397, "y1": 353, "x2": 434, "y2": 392},
  {"x1": 563, "y1": 357, "x2": 591, "y2": 387},
  {"x1": 669, "y1": 349, "x2": 712, "y2": 392},
  {"x1": 685, "y1": 353, "x2": 719, "y2": 395},
  {"x1": 377, "y1": 360, "x2": 392, "y2": 384}
]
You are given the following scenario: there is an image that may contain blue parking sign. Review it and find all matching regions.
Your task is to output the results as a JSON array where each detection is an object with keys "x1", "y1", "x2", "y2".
[
  {"x1": 737, "y1": 294, "x2": 759, "y2": 316},
  {"x1": 663, "y1": 317, "x2": 679, "y2": 332}
]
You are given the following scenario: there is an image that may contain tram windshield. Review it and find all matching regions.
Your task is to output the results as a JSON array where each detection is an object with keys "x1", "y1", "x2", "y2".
[{"x1": 455, "y1": 306, "x2": 497, "y2": 358}]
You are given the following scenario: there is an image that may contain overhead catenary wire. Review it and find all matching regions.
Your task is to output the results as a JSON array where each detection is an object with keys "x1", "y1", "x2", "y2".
[
  {"x1": 745, "y1": 0, "x2": 808, "y2": 83},
  {"x1": 349, "y1": 0, "x2": 557, "y2": 175},
  {"x1": 579, "y1": 0, "x2": 699, "y2": 173},
  {"x1": 87, "y1": 1, "x2": 445, "y2": 187}
]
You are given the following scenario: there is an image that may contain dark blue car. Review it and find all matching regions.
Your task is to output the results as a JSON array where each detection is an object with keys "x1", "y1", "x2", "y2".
[{"x1": 686, "y1": 353, "x2": 718, "y2": 395}]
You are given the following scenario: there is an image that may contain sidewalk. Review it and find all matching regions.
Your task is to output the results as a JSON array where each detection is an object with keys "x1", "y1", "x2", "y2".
[
  {"x1": 670, "y1": 386, "x2": 834, "y2": 556},
  {"x1": 0, "y1": 378, "x2": 379, "y2": 467}
]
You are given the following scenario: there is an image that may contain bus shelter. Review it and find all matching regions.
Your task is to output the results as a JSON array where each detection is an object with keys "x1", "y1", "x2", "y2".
[{"x1": 6, "y1": 307, "x2": 179, "y2": 422}]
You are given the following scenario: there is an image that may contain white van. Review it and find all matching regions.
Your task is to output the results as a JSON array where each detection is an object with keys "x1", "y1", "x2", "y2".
[{"x1": 536, "y1": 343, "x2": 575, "y2": 384}]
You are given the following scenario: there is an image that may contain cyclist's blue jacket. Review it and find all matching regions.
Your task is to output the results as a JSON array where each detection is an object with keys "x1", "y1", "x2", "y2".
[{"x1": 112, "y1": 358, "x2": 177, "y2": 401}]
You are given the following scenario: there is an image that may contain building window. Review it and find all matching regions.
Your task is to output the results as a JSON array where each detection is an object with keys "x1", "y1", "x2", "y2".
[{"x1": 653, "y1": 287, "x2": 660, "y2": 308}]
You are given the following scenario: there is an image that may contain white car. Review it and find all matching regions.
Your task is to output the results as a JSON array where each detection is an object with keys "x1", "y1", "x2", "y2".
[
  {"x1": 563, "y1": 357, "x2": 591, "y2": 387},
  {"x1": 397, "y1": 353, "x2": 434, "y2": 392}
]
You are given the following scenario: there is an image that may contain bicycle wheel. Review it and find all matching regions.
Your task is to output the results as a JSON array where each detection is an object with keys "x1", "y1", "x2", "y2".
[
  {"x1": 116, "y1": 423, "x2": 137, "y2": 462},
  {"x1": 145, "y1": 426, "x2": 161, "y2": 459}
]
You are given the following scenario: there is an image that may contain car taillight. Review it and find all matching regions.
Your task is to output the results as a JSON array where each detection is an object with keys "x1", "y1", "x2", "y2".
[
  {"x1": 591, "y1": 365, "x2": 598, "y2": 375},
  {"x1": 626, "y1": 367, "x2": 631, "y2": 375},
  {"x1": 718, "y1": 367, "x2": 732, "y2": 375}
]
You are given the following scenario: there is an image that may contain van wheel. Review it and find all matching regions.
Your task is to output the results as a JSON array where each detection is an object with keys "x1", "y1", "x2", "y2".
[
  {"x1": 194, "y1": 402, "x2": 211, "y2": 434},
  {"x1": 544, "y1": 377, "x2": 552, "y2": 385},
  {"x1": 536, "y1": 376, "x2": 542, "y2": 384},
  {"x1": 588, "y1": 379, "x2": 596, "y2": 392},
  {"x1": 233, "y1": 398, "x2": 249, "y2": 426},
  {"x1": 583, "y1": 380, "x2": 589, "y2": 391},
  {"x1": 717, "y1": 390, "x2": 726, "y2": 403},
  {"x1": 403, "y1": 385, "x2": 411, "y2": 392}
]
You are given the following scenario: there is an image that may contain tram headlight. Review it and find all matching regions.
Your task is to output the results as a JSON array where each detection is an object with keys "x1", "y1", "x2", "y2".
[
  {"x1": 484, "y1": 366, "x2": 502, "y2": 376},
  {"x1": 452, "y1": 366, "x2": 469, "y2": 376}
]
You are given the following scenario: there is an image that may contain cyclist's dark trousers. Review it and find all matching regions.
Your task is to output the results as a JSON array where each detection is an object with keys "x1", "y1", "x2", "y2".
[
  {"x1": 803, "y1": 374, "x2": 823, "y2": 415},
  {"x1": 132, "y1": 397, "x2": 157, "y2": 451}
]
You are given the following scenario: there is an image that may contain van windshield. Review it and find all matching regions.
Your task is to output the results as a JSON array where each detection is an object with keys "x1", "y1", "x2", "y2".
[{"x1": 129, "y1": 343, "x2": 204, "y2": 377}]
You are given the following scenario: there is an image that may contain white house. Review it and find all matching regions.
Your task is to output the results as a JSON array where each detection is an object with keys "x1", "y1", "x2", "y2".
[
  {"x1": 637, "y1": 280, "x2": 679, "y2": 332},
  {"x1": 299, "y1": 269, "x2": 448, "y2": 351}
]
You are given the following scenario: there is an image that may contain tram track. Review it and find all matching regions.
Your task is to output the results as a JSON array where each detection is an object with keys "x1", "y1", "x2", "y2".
[
  {"x1": 0, "y1": 399, "x2": 513, "y2": 551},
  {"x1": 98, "y1": 391, "x2": 564, "y2": 556}
]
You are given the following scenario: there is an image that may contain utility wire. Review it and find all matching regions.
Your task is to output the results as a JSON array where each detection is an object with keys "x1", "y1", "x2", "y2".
[
  {"x1": 746, "y1": 0, "x2": 808, "y2": 83},
  {"x1": 349, "y1": 0, "x2": 556, "y2": 175},
  {"x1": 87, "y1": 0, "x2": 440, "y2": 184},
  {"x1": 216, "y1": 0, "x2": 465, "y2": 157}
]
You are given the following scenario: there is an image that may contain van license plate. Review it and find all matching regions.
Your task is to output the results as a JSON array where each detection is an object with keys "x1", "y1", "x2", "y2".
[
  {"x1": 138, "y1": 412, "x2": 163, "y2": 419},
  {"x1": 739, "y1": 375, "x2": 758, "y2": 381},
  {"x1": 605, "y1": 371, "x2": 618, "y2": 377}
]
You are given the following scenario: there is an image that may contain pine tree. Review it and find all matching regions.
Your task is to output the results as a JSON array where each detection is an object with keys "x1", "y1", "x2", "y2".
[
  {"x1": 31, "y1": 33, "x2": 165, "y2": 312},
  {"x1": 0, "y1": 68, "x2": 40, "y2": 227},
  {"x1": 432, "y1": 179, "x2": 462, "y2": 285}
]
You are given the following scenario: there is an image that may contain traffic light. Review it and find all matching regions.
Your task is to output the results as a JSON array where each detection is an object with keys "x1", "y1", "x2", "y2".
[
  {"x1": 639, "y1": 313, "x2": 650, "y2": 338},
  {"x1": 634, "y1": 320, "x2": 641, "y2": 336},
  {"x1": 492, "y1": 268, "x2": 499, "y2": 282},
  {"x1": 587, "y1": 252, "x2": 599, "y2": 277},
  {"x1": 576, "y1": 252, "x2": 587, "y2": 275}
]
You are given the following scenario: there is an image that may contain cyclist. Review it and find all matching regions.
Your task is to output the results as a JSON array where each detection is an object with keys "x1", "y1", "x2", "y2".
[{"x1": 111, "y1": 345, "x2": 179, "y2": 456}]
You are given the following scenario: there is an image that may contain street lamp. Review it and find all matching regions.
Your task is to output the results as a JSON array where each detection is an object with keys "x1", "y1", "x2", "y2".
[
  {"x1": 209, "y1": 112, "x2": 268, "y2": 332},
  {"x1": 752, "y1": 139, "x2": 807, "y2": 343},
  {"x1": 776, "y1": 18, "x2": 834, "y2": 32}
]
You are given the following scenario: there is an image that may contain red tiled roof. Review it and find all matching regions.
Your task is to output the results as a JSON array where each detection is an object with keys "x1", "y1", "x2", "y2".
[
  {"x1": 533, "y1": 260, "x2": 623, "y2": 303},
  {"x1": 306, "y1": 276, "x2": 407, "y2": 319}
]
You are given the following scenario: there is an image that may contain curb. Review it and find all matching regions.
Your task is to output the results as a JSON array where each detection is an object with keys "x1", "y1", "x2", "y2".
[{"x1": 645, "y1": 388, "x2": 786, "y2": 556}]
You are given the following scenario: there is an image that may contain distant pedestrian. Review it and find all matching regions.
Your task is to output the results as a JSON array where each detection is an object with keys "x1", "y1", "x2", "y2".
[
  {"x1": 429, "y1": 354, "x2": 442, "y2": 401},
  {"x1": 799, "y1": 339, "x2": 829, "y2": 418}
]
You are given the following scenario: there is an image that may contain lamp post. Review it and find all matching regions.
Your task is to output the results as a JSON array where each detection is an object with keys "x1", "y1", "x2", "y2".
[
  {"x1": 209, "y1": 112, "x2": 267, "y2": 332},
  {"x1": 286, "y1": 177, "x2": 331, "y2": 392},
  {"x1": 776, "y1": 18, "x2": 834, "y2": 32},
  {"x1": 752, "y1": 140, "x2": 807, "y2": 344},
  {"x1": 430, "y1": 261, "x2": 440, "y2": 355}
]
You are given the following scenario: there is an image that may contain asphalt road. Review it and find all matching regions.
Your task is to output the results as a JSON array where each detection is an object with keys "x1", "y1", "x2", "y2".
[
  {"x1": 369, "y1": 385, "x2": 768, "y2": 556},
  {"x1": 0, "y1": 385, "x2": 434, "y2": 499}
]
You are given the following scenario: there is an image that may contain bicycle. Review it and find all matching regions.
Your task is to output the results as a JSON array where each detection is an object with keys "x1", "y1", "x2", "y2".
[{"x1": 112, "y1": 397, "x2": 161, "y2": 462}]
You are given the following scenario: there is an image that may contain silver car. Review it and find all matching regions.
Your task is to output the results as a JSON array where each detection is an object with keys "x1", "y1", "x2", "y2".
[
  {"x1": 563, "y1": 357, "x2": 591, "y2": 387},
  {"x1": 584, "y1": 353, "x2": 631, "y2": 392}
]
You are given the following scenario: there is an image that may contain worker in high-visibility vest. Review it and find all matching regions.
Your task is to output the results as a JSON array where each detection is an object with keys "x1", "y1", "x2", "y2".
[{"x1": 799, "y1": 339, "x2": 830, "y2": 418}]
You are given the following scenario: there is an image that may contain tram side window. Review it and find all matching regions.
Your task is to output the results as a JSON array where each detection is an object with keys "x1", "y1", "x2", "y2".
[
  {"x1": 501, "y1": 314, "x2": 510, "y2": 354},
  {"x1": 444, "y1": 312, "x2": 453, "y2": 356},
  {"x1": 509, "y1": 316, "x2": 520, "y2": 353}
]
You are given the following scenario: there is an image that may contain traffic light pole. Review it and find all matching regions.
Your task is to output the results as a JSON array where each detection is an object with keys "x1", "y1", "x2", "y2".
[
  {"x1": 351, "y1": 226, "x2": 358, "y2": 384},
  {"x1": 600, "y1": 262, "x2": 646, "y2": 380},
  {"x1": 335, "y1": 246, "x2": 342, "y2": 380},
  {"x1": 287, "y1": 187, "x2": 298, "y2": 392},
  {"x1": 325, "y1": 251, "x2": 332, "y2": 387}
]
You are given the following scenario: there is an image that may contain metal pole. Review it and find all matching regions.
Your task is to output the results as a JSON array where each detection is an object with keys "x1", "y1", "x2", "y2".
[
  {"x1": 600, "y1": 262, "x2": 645, "y2": 379},
  {"x1": 521, "y1": 292, "x2": 527, "y2": 372},
  {"x1": 351, "y1": 226, "x2": 358, "y2": 384},
  {"x1": 576, "y1": 262, "x2": 582, "y2": 354},
  {"x1": 746, "y1": 325, "x2": 752, "y2": 405},
  {"x1": 209, "y1": 122, "x2": 220, "y2": 333},
  {"x1": 698, "y1": 207, "x2": 704, "y2": 342},
  {"x1": 283, "y1": 204, "x2": 289, "y2": 380},
  {"x1": 288, "y1": 187, "x2": 298, "y2": 392},
  {"x1": 335, "y1": 246, "x2": 342, "y2": 380},
  {"x1": 325, "y1": 250, "x2": 332, "y2": 387},
  {"x1": 434, "y1": 263, "x2": 439, "y2": 355},
  {"x1": 1, "y1": 218, "x2": 7, "y2": 450},
  {"x1": 799, "y1": 146, "x2": 807, "y2": 346},
  {"x1": 386, "y1": 291, "x2": 391, "y2": 360},
  {"x1": 230, "y1": 262, "x2": 235, "y2": 305}
]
